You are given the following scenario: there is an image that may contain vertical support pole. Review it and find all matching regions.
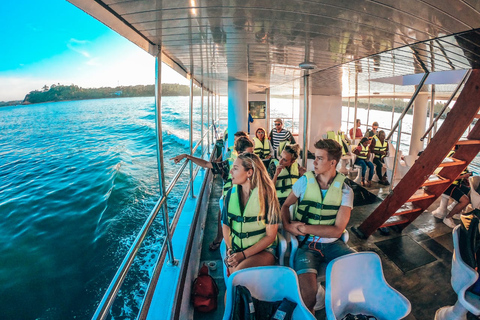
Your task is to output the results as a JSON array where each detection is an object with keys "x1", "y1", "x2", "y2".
[
  {"x1": 154, "y1": 49, "x2": 176, "y2": 264},
  {"x1": 347, "y1": 97, "x2": 350, "y2": 133},
  {"x1": 189, "y1": 76, "x2": 195, "y2": 198},
  {"x1": 266, "y1": 88, "x2": 271, "y2": 133},
  {"x1": 201, "y1": 86, "x2": 204, "y2": 157},
  {"x1": 428, "y1": 85, "x2": 435, "y2": 143},
  {"x1": 353, "y1": 70, "x2": 359, "y2": 145},
  {"x1": 390, "y1": 119, "x2": 402, "y2": 191},
  {"x1": 302, "y1": 71, "x2": 310, "y2": 168},
  {"x1": 207, "y1": 90, "x2": 210, "y2": 155}
]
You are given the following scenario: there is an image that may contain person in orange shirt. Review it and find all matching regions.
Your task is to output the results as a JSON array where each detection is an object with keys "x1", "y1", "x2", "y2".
[{"x1": 349, "y1": 119, "x2": 363, "y2": 139}]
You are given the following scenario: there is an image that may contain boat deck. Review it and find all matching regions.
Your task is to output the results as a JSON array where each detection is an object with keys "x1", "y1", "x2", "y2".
[{"x1": 195, "y1": 173, "x2": 479, "y2": 320}]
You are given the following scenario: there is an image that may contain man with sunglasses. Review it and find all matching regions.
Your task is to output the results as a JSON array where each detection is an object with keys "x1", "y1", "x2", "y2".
[{"x1": 269, "y1": 118, "x2": 295, "y2": 159}]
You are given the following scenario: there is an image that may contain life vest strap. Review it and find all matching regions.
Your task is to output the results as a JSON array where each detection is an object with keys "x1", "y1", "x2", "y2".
[
  {"x1": 300, "y1": 200, "x2": 341, "y2": 211},
  {"x1": 297, "y1": 208, "x2": 337, "y2": 221},
  {"x1": 231, "y1": 228, "x2": 265, "y2": 239},
  {"x1": 227, "y1": 213, "x2": 259, "y2": 223}
]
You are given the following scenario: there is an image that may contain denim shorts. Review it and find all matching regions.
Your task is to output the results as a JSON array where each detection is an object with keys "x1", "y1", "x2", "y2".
[{"x1": 293, "y1": 240, "x2": 355, "y2": 275}]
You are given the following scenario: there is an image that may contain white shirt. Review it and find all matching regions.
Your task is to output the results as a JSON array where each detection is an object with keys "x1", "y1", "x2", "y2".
[{"x1": 291, "y1": 174, "x2": 354, "y2": 242}]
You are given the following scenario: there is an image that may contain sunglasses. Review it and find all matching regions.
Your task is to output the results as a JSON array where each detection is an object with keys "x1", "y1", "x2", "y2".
[{"x1": 275, "y1": 123, "x2": 281, "y2": 126}]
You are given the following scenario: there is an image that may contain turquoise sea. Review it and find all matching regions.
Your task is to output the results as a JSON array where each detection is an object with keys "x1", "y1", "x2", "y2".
[{"x1": 0, "y1": 96, "x2": 211, "y2": 319}]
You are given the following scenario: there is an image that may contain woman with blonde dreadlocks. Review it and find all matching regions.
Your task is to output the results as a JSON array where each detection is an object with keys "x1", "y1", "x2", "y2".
[{"x1": 223, "y1": 152, "x2": 280, "y2": 273}]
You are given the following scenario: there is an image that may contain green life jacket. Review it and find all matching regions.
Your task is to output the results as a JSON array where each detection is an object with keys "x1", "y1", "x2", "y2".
[
  {"x1": 223, "y1": 158, "x2": 234, "y2": 196},
  {"x1": 272, "y1": 160, "x2": 299, "y2": 205},
  {"x1": 294, "y1": 171, "x2": 346, "y2": 225},
  {"x1": 373, "y1": 137, "x2": 388, "y2": 159},
  {"x1": 327, "y1": 131, "x2": 349, "y2": 156},
  {"x1": 253, "y1": 137, "x2": 270, "y2": 159},
  {"x1": 277, "y1": 140, "x2": 290, "y2": 156},
  {"x1": 356, "y1": 144, "x2": 369, "y2": 160},
  {"x1": 227, "y1": 186, "x2": 273, "y2": 251}
]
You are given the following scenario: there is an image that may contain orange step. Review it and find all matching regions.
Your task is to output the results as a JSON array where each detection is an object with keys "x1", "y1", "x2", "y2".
[
  {"x1": 408, "y1": 189, "x2": 435, "y2": 202},
  {"x1": 422, "y1": 175, "x2": 450, "y2": 187},
  {"x1": 379, "y1": 216, "x2": 409, "y2": 228},
  {"x1": 456, "y1": 139, "x2": 480, "y2": 146},
  {"x1": 437, "y1": 157, "x2": 466, "y2": 167},
  {"x1": 393, "y1": 203, "x2": 422, "y2": 216}
]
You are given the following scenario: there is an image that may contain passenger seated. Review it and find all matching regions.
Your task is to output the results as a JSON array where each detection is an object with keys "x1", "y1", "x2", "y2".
[
  {"x1": 225, "y1": 131, "x2": 248, "y2": 160},
  {"x1": 437, "y1": 147, "x2": 472, "y2": 228},
  {"x1": 222, "y1": 153, "x2": 280, "y2": 274},
  {"x1": 268, "y1": 144, "x2": 306, "y2": 207},
  {"x1": 281, "y1": 139, "x2": 355, "y2": 313},
  {"x1": 171, "y1": 136, "x2": 254, "y2": 251},
  {"x1": 353, "y1": 137, "x2": 374, "y2": 187},
  {"x1": 370, "y1": 130, "x2": 389, "y2": 185},
  {"x1": 253, "y1": 127, "x2": 272, "y2": 160}
]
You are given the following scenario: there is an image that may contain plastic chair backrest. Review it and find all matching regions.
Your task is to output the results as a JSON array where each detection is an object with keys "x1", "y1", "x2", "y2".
[
  {"x1": 222, "y1": 266, "x2": 315, "y2": 320},
  {"x1": 325, "y1": 252, "x2": 411, "y2": 320},
  {"x1": 451, "y1": 225, "x2": 480, "y2": 314}
]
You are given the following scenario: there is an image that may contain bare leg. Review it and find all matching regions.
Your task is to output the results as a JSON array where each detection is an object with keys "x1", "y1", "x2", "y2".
[
  {"x1": 209, "y1": 209, "x2": 223, "y2": 250},
  {"x1": 228, "y1": 251, "x2": 275, "y2": 273},
  {"x1": 446, "y1": 195, "x2": 470, "y2": 218},
  {"x1": 298, "y1": 273, "x2": 317, "y2": 314}
]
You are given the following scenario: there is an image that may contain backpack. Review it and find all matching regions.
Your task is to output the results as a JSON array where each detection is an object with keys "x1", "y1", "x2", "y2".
[
  {"x1": 192, "y1": 263, "x2": 219, "y2": 312},
  {"x1": 230, "y1": 285, "x2": 297, "y2": 320}
]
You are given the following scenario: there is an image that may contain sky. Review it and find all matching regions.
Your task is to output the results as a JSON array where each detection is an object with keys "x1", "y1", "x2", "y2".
[{"x1": 0, "y1": 0, "x2": 189, "y2": 101}]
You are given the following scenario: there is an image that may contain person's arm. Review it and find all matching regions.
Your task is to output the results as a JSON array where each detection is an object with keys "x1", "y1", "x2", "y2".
[
  {"x1": 288, "y1": 131, "x2": 296, "y2": 144},
  {"x1": 226, "y1": 223, "x2": 278, "y2": 267},
  {"x1": 281, "y1": 192, "x2": 306, "y2": 236},
  {"x1": 272, "y1": 163, "x2": 284, "y2": 185},
  {"x1": 298, "y1": 165, "x2": 307, "y2": 177},
  {"x1": 297, "y1": 205, "x2": 351, "y2": 239},
  {"x1": 171, "y1": 154, "x2": 213, "y2": 168},
  {"x1": 352, "y1": 145, "x2": 361, "y2": 156}
]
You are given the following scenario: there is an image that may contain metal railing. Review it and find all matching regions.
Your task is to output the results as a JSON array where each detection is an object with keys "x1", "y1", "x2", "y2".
[
  {"x1": 92, "y1": 126, "x2": 214, "y2": 320},
  {"x1": 420, "y1": 69, "x2": 472, "y2": 141},
  {"x1": 387, "y1": 71, "x2": 429, "y2": 189}
]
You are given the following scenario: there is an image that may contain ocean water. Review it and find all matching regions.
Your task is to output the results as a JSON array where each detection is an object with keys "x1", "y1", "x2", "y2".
[{"x1": 0, "y1": 96, "x2": 212, "y2": 320}]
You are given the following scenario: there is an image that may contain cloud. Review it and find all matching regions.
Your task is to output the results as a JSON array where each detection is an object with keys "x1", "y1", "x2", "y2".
[{"x1": 67, "y1": 38, "x2": 91, "y2": 58}]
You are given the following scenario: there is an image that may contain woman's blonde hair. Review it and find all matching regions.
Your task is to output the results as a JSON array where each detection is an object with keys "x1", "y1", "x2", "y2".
[{"x1": 237, "y1": 152, "x2": 280, "y2": 224}]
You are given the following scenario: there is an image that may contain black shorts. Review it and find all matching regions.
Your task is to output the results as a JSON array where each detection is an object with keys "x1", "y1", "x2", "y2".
[{"x1": 444, "y1": 184, "x2": 470, "y2": 202}]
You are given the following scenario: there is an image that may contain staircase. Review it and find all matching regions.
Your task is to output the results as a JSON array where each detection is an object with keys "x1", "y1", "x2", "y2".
[{"x1": 352, "y1": 69, "x2": 480, "y2": 239}]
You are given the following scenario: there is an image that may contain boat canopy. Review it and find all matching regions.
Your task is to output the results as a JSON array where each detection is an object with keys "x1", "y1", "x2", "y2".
[{"x1": 67, "y1": 0, "x2": 480, "y2": 97}]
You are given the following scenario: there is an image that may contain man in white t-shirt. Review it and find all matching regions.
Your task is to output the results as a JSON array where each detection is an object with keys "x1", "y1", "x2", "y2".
[{"x1": 281, "y1": 139, "x2": 355, "y2": 313}]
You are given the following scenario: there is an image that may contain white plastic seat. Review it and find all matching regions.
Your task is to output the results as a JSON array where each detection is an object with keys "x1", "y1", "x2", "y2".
[
  {"x1": 220, "y1": 233, "x2": 288, "y2": 284},
  {"x1": 325, "y1": 252, "x2": 411, "y2": 320},
  {"x1": 222, "y1": 266, "x2": 316, "y2": 320},
  {"x1": 435, "y1": 225, "x2": 480, "y2": 319}
]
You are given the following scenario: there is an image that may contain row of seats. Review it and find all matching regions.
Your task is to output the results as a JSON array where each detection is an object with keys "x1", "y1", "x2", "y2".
[
  {"x1": 221, "y1": 253, "x2": 411, "y2": 319},
  {"x1": 220, "y1": 204, "x2": 411, "y2": 319}
]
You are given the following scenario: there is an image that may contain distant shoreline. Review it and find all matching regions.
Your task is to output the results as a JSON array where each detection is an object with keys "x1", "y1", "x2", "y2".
[{"x1": 1, "y1": 83, "x2": 200, "y2": 106}]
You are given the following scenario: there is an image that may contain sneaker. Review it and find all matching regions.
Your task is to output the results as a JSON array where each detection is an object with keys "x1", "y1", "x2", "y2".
[
  {"x1": 432, "y1": 210, "x2": 446, "y2": 219},
  {"x1": 443, "y1": 217, "x2": 457, "y2": 228}
]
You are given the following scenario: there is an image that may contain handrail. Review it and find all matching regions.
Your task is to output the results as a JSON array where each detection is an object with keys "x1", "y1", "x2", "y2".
[
  {"x1": 386, "y1": 71, "x2": 429, "y2": 188},
  {"x1": 386, "y1": 71, "x2": 430, "y2": 141},
  {"x1": 420, "y1": 69, "x2": 472, "y2": 141},
  {"x1": 92, "y1": 125, "x2": 214, "y2": 320}
]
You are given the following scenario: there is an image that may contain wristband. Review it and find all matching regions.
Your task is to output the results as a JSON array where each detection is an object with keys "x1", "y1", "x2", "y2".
[{"x1": 242, "y1": 251, "x2": 246, "y2": 259}]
